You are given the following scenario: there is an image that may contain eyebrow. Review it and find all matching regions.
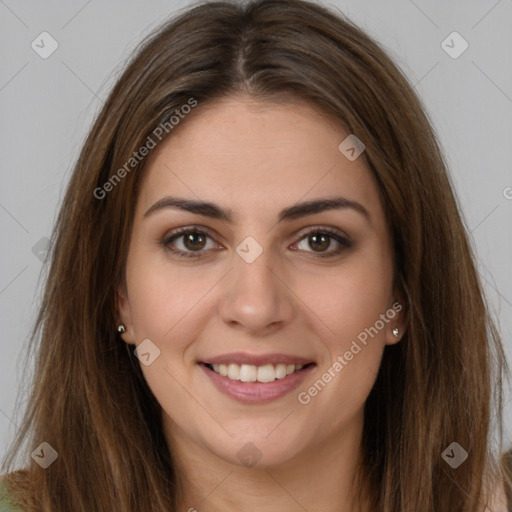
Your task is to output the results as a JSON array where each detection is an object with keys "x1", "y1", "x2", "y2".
[{"x1": 143, "y1": 195, "x2": 370, "y2": 223}]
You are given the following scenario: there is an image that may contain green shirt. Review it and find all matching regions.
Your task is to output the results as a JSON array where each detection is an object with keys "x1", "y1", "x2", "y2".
[{"x1": 0, "y1": 479, "x2": 23, "y2": 512}]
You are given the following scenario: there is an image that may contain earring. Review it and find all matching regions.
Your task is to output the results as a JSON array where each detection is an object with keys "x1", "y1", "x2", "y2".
[
  {"x1": 392, "y1": 327, "x2": 399, "y2": 338},
  {"x1": 117, "y1": 324, "x2": 126, "y2": 333}
]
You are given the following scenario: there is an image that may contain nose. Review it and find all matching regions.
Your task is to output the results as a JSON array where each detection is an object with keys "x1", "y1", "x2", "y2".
[{"x1": 218, "y1": 247, "x2": 295, "y2": 336}]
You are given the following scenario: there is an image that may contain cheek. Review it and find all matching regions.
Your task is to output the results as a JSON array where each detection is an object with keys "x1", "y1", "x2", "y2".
[
  {"x1": 293, "y1": 247, "x2": 392, "y2": 401},
  {"x1": 295, "y1": 250, "x2": 393, "y2": 343},
  {"x1": 126, "y1": 256, "x2": 211, "y2": 340},
  {"x1": 128, "y1": 275, "x2": 172, "y2": 340}
]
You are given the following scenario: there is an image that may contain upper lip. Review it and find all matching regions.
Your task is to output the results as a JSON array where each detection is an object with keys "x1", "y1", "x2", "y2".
[{"x1": 200, "y1": 352, "x2": 315, "y2": 366}]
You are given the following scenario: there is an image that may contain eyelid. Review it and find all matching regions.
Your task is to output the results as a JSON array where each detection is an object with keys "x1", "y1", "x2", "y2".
[
  {"x1": 293, "y1": 224, "x2": 349, "y2": 241},
  {"x1": 291, "y1": 226, "x2": 352, "y2": 258},
  {"x1": 161, "y1": 224, "x2": 351, "y2": 258},
  {"x1": 159, "y1": 224, "x2": 218, "y2": 255}
]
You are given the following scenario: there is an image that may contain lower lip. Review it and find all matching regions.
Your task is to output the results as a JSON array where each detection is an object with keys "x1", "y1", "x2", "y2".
[{"x1": 199, "y1": 363, "x2": 315, "y2": 404}]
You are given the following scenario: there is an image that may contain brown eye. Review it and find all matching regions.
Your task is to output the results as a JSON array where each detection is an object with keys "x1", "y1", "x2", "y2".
[
  {"x1": 294, "y1": 228, "x2": 352, "y2": 258},
  {"x1": 182, "y1": 232, "x2": 207, "y2": 251},
  {"x1": 162, "y1": 227, "x2": 218, "y2": 258},
  {"x1": 307, "y1": 233, "x2": 331, "y2": 252},
  {"x1": 162, "y1": 226, "x2": 351, "y2": 260}
]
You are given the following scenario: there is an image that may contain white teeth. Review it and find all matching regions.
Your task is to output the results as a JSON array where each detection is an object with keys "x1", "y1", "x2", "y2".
[
  {"x1": 227, "y1": 363, "x2": 240, "y2": 380},
  {"x1": 257, "y1": 364, "x2": 275, "y2": 383},
  {"x1": 208, "y1": 362, "x2": 307, "y2": 382},
  {"x1": 275, "y1": 363, "x2": 287, "y2": 379},
  {"x1": 240, "y1": 364, "x2": 257, "y2": 382}
]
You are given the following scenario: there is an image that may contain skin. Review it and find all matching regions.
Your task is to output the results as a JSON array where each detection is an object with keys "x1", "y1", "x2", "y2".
[{"x1": 117, "y1": 95, "x2": 406, "y2": 512}]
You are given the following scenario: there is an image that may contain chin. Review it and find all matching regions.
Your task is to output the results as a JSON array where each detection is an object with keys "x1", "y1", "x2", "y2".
[{"x1": 204, "y1": 428, "x2": 309, "y2": 470}]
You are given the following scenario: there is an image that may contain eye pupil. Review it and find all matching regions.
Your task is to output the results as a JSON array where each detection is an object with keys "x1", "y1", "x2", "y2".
[
  {"x1": 165, "y1": 228, "x2": 346, "y2": 259},
  {"x1": 309, "y1": 234, "x2": 330, "y2": 252},
  {"x1": 184, "y1": 232, "x2": 206, "y2": 251}
]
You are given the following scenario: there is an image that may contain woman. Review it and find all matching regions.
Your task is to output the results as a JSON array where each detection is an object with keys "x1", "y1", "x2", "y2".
[{"x1": 1, "y1": 0, "x2": 510, "y2": 510}]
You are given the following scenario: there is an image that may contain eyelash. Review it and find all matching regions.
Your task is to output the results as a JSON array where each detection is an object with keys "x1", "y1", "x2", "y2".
[{"x1": 160, "y1": 225, "x2": 352, "y2": 259}]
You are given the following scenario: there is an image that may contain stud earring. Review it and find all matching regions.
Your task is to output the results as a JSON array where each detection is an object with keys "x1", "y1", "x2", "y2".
[
  {"x1": 392, "y1": 327, "x2": 399, "y2": 338},
  {"x1": 117, "y1": 324, "x2": 126, "y2": 333}
]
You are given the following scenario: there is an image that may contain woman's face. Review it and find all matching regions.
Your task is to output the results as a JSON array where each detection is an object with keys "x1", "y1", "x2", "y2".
[{"x1": 117, "y1": 95, "x2": 405, "y2": 468}]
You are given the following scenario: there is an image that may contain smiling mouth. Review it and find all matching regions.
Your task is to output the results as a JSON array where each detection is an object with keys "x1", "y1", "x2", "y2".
[{"x1": 202, "y1": 362, "x2": 315, "y2": 383}]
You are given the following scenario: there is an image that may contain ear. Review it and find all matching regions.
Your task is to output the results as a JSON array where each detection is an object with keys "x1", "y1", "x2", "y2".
[
  {"x1": 384, "y1": 294, "x2": 407, "y2": 346},
  {"x1": 116, "y1": 283, "x2": 136, "y2": 345}
]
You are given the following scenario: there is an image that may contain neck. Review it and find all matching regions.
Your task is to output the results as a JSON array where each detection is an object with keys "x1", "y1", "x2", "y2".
[{"x1": 165, "y1": 411, "x2": 372, "y2": 512}]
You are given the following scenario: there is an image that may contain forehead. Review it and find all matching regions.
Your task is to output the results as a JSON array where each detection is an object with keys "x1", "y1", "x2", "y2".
[{"x1": 136, "y1": 96, "x2": 383, "y2": 226}]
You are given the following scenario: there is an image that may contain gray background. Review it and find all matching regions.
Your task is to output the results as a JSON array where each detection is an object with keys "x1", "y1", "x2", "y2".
[{"x1": 1, "y1": 0, "x2": 511, "y2": 464}]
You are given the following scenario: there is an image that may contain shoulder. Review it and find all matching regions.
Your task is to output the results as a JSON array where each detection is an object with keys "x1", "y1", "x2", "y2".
[{"x1": 0, "y1": 474, "x2": 25, "y2": 512}]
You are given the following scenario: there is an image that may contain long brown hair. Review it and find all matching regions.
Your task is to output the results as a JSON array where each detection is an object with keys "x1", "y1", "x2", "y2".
[{"x1": 1, "y1": 0, "x2": 509, "y2": 510}]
